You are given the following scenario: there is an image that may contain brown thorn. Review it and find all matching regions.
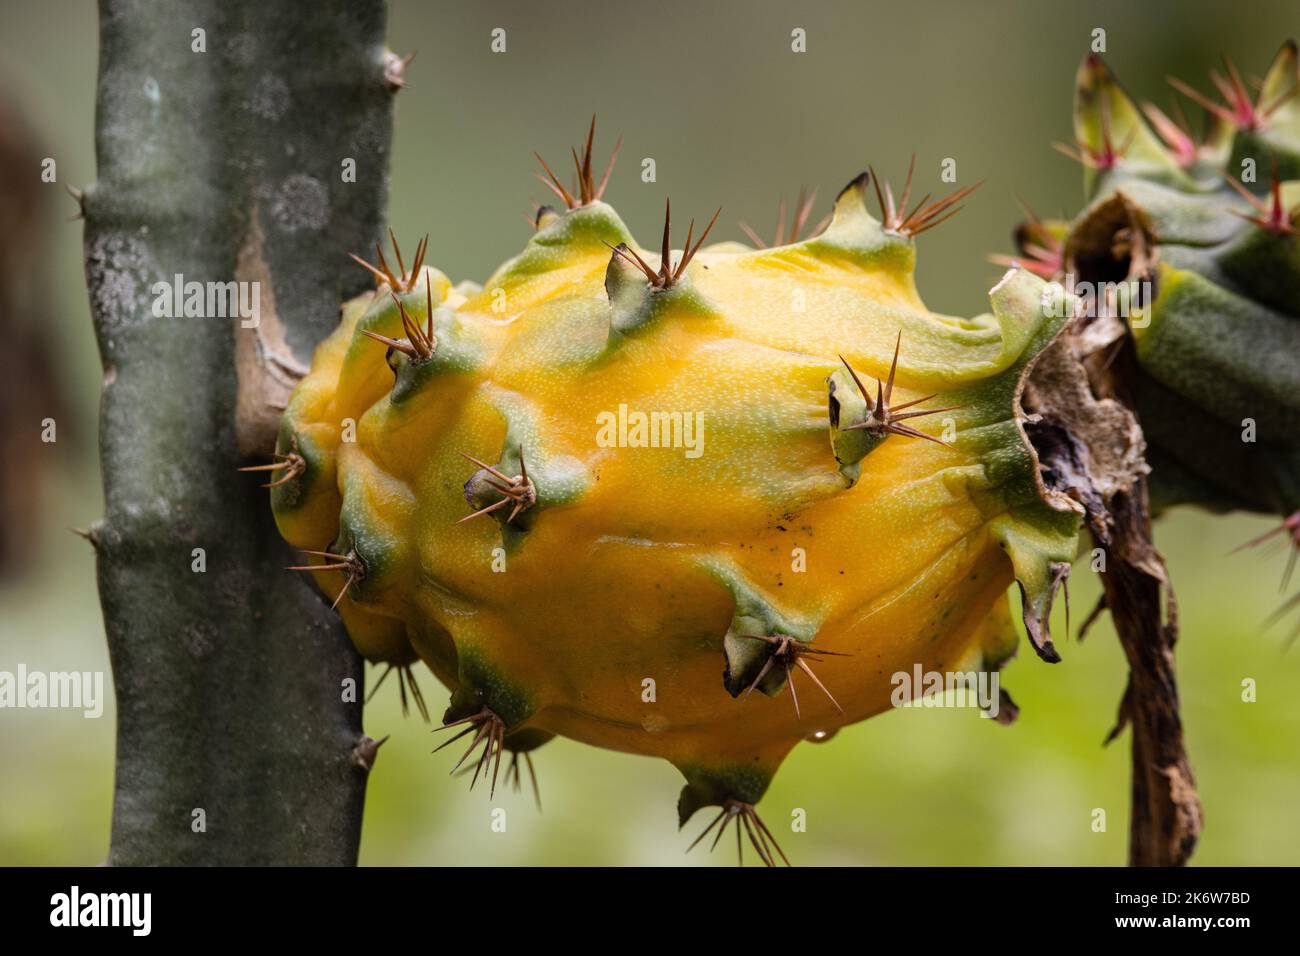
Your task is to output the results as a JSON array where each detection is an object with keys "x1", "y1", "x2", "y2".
[
  {"x1": 709, "y1": 809, "x2": 734, "y2": 853},
  {"x1": 837, "y1": 355, "x2": 877, "y2": 413},
  {"x1": 431, "y1": 726, "x2": 477, "y2": 754},
  {"x1": 535, "y1": 172, "x2": 572, "y2": 206},
  {"x1": 366, "y1": 664, "x2": 394, "y2": 704},
  {"x1": 534, "y1": 152, "x2": 575, "y2": 208},
  {"x1": 570, "y1": 146, "x2": 586, "y2": 203},
  {"x1": 790, "y1": 187, "x2": 817, "y2": 243},
  {"x1": 524, "y1": 752, "x2": 541, "y2": 811},
  {"x1": 605, "y1": 240, "x2": 658, "y2": 282},
  {"x1": 348, "y1": 252, "x2": 389, "y2": 287},
  {"x1": 886, "y1": 422, "x2": 952, "y2": 447},
  {"x1": 426, "y1": 279, "x2": 434, "y2": 346},
  {"x1": 750, "y1": 808, "x2": 792, "y2": 866},
  {"x1": 868, "y1": 165, "x2": 887, "y2": 223},
  {"x1": 410, "y1": 235, "x2": 428, "y2": 282},
  {"x1": 890, "y1": 403, "x2": 962, "y2": 422},
  {"x1": 331, "y1": 573, "x2": 356, "y2": 611},
  {"x1": 795, "y1": 656, "x2": 845, "y2": 715},
  {"x1": 595, "y1": 134, "x2": 622, "y2": 201},
  {"x1": 374, "y1": 242, "x2": 399, "y2": 289},
  {"x1": 388, "y1": 227, "x2": 407, "y2": 278},
  {"x1": 582, "y1": 115, "x2": 596, "y2": 198},
  {"x1": 405, "y1": 666, "x2": 430, "y2": 722},
  {"x1": 899, "y1": 154, "x2": 917, "y2": 222},
  {"x1": 884, "y1": 331, "x2": 901, "y2": 406},
  {"x1": 739, "y1": 810, "x2": 772, "y2": 867},
  {"x1": 740, "y1": 653, "x2": 779, "y2": 701},
  {"x1": 457, "y1": 498, "x2": 511, "y2": 523},
  {"x1": 396, "y1": 665, "x2": 410, "y2": 717},
  {"x1": 361, "y1": 329, "x2": 418, "y2": 356},
  {"x1": 459, "y1": 452, "x2": 513, "y2": 484},
  {"x1": 686, "y1": 808, "x2": 728, "y2": 854},
  {"x1": 660, "y1": 198, "x2": 672, "y2": 281},
  {"x1": 675, "y1": 206, "x2": 721, "y2": 281},
  {"x1": 738, "y1": 221, "x2": 766, "y2": 248},
  {"x1": 784, "y1": 657, "x2": 800, "y2": 719}
]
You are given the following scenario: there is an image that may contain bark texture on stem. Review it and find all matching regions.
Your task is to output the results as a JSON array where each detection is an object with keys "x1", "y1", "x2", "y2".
[
  {"x1": 83, "y1": 0, "x2": 395, "y2": 864},
  {"x1": 1026, "y1": 333, "x2": 1203, "y2": 867}
]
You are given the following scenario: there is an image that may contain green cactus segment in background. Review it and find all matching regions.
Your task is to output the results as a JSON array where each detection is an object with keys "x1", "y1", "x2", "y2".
[{"x1": 1016, "y1": 42, "x2": 1300, "y2": 521}]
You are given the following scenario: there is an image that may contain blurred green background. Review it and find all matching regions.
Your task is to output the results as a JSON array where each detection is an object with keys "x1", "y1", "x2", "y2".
[{"x1": 1, "y1": 0, "x2": 1298, "y2": 866}]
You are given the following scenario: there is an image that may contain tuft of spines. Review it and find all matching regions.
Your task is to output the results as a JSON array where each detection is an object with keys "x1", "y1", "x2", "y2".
[
  {"x1": 1167, "y1": 55, "x2": 1297, "y2": 133},
  {"x1": 606, "y1": 199, "x2": 721, "y2": 291},
  {"x1": 838, "y1": 333, "x2": 961, "y2": 447},
  {"x1": 738, "y1": 634, "x2": 847, "y2": 719},
  {"x1": 239, "y1": 439, "x2": 306, "y2": 489},
  {"x1": 989, "y1": 200, "x2": 1065, "y2": 280},
  {"x1": 1141, "y1": 97, "x2": 1204, "y2": 168},
  {"x1": 458, "y1": 448, "x2": 537, "y2": 525},
  {"x1": 738, "y1": 187, "x2": 827, "y2": 248},
  {"x1": 686, "y1": 799, "x2": 790, "y2": 867},
  {"x1": 286, "y1": 548, "x2": 364, "y2": 611},
  {"x1": 535, "y1": 115, "x2": 623, "y2": 209},
  {"x1": 1222, "y1": 159, "x2": 1296, "y2": 235},
  {"x1": 367, "y1": 662, "x2": 431, "y2": 722},
  {"x1": 362, "y1": 286, "x2": 438, "y2": 361},
  {"x1": 869, "y1": 156, "x2": 983, "y2": 236},
  {"x1": 349, "y1": 228, "x2": 429, "y2": 293},
  {"x1": 433, "y1": 705, "x2": 507, "y2": 799}
]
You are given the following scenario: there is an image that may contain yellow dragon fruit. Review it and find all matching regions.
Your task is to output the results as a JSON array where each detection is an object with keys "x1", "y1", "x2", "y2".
[{"x1": 256, "y1": 119, "x2": 1085, "y2": 864}]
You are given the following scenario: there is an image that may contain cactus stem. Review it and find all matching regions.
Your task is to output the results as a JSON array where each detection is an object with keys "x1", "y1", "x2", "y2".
[
  {"x1": 838, "y1": 335, "x2": 962, "y2": 447},
  {"x1": 367, "y1": 662, "x2": 431, "y2": 722},
  {"x1": 738, "y1": 634, "x2": 848, "y2": 719},
  {"x1": 362, "y1": 288, "x2": 437, "y2": 360},
  {"x1": 434, "y1": 706, "x2": 506, "y2": 798},
  {"x1": 458, "y1": 448, "x2": 537, "y2": 524},
  {"x1": 348, "y1": 232, "x2": 429, "y2": 293},
  {"x1": 1221, "y1": 160, "x2": 1296, "y2": 235},
  {"x1": 286, "y1": 549, "x2": 363, "y2": 610},
  {"x1": 607, "y1": 199, "x2": 721, "y2": 291},
  {"x1": 868, "y1": 158, "x2": 983, "y2": 237},
  {"x1": 686, "y1": 799, "x2": 790, "y2": 867},
  {"x1": 739, "y1": 187, "x2": 825, "y2": 248},
  {"x1": 1169, "y1": 57, "x2": 1296, "y2": 131}
]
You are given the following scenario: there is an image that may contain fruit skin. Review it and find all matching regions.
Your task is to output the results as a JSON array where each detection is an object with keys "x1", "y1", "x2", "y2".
[
  {"x1": 1016, "y1": 42, "x2": 1300, "y2": 519},
  {"x1": 268, "y1": 163, "x2": 1082, "y2": 827}
]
